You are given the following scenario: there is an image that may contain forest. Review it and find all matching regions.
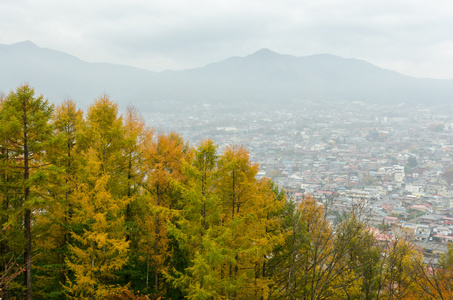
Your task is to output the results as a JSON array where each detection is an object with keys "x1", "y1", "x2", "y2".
[{"x1": 1, "y1": 84, "x2": 453, "y2": 300}]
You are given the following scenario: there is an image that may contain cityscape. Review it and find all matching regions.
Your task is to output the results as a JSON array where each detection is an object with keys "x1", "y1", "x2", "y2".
[{"x1": 146, "y1": 100, "x2": 453, "y2": 256}]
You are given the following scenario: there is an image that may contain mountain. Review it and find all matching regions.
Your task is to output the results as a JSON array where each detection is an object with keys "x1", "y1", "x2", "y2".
[
  {"x1": 1, "y1": 41, "x2": 452, "y2": 109},
  {"x1": 0, "y1": 41, "x2": 157, "y2": 108},
  {"x1": 165, "y1": 48, "x2": 453, "y2": 105}
]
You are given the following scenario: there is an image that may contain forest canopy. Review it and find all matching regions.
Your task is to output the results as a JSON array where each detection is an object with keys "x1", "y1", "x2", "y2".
[{"x1": 0, "y1": 85, "x2": 452, "y2": 300}]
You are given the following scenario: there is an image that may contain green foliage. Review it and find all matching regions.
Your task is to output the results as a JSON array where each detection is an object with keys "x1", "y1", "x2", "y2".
[{"x1": 0, "y1": 84, "x2": 54, "y2": 299}]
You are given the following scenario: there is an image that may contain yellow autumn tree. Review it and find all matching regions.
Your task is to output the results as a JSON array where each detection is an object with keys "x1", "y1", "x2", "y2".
[
  {"x1": 64, "y1": 96, "x2": 129, "y2": 299},
  {"x1": 213, "y1": 145, "x2": 284, "y2": 299},
  {"x1": 122, "y1": 105, "x2": 150, "y2": 217},
  {"x1": 119, "y1": 106, "x2": 154, "y2": 292},
  {"x1": 64, "y1": 162, "x2": 129, "y2": 299},
  {"x1": 139, "y1": 132, "x2": 192, "y2": 297},
  {"x1": 380, "y1": 236, "x2": 420, "y2": 300}
]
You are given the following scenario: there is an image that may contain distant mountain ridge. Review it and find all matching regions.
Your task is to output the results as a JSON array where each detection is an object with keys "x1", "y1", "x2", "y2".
[{"x1": 1, "y1": 41, "x2": 452, "y2": 109}]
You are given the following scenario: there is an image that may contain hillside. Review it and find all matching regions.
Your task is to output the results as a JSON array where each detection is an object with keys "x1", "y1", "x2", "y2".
[{"x1": 1, "y1": 41, "x2": 452, "y2": 109}]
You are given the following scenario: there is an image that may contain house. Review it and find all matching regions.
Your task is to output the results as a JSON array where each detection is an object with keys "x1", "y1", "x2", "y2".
[
  {"x1": 415, "y1": 224, "x2": 430, "y2": 241},
  {"x1": 406, "y1": 184, "x2": 424, "y2": 194},
  {"x1": 433, "y1": 234, "x2": 453, "y2": 243},
  {"x1": 408, "y1": 204, "x2": 429, "y2": 212},
  {"x1": 433, "y1": 226, "x2": 452, "y2": 236},
  {"x1": 368, "y1": 227, "x2": 393, "y2": 244},
  {"x1": 418, "y1": 215, "x2": 445, "y2": 226},
  {"x1": 398, "y1": 223, "x2": 417, "y2": 240},
  {"x1": 384, "y1": 216, "x2": 399, "y2": 226}
]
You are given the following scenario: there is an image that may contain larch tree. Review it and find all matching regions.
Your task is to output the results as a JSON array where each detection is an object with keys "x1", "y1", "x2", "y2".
[
  {"x1": 64, "y1": 96, "x2": 129, "y2": 299},
  {"x1": 119, "y1": 106, "x2": 154, "y2": 292},
  {"x1": 338, "y1": 220, "x2": 385, "y2": 300},
  {"x1": 328, "y1": 209, "x2": 380, "y2": 299},
  {"x1": 32, "y1": 99, "x2": 84, "y2": 298},
  {"x1": 64, "y1": 160, "x2": 129, "y2": 299},
  {"x1": 166, "y1": 140, "x2": 223, "y2": 299},
  {"x1": 214, "y1": 145, "x2": 284, "y2": 299},
  {"x1": 83, "y1": 95, "x2": 125, "y2": 191},
  {"x1": 139, "y1": 132, "x2": 191, "y2": 297},
  {"x1": 0, "y1": 84, "x2": 54, "y2": 300},
  {"x1": 122, "y1": 106, "x2": 149, "y2": 218},
  {"x1": 0, "y1": 92, "x2": 24, "y2": 298},
  {"x1": 168, "y1": 142, "x2": 285, "y2": 300},
  {"x1": 248, "y1": 177, "x2": 285, "y2": 299}
]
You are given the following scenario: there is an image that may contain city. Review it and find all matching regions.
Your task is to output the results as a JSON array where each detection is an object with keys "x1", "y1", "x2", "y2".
[{"x1": 145, "y1": 100, "x2": 453, "y2": 257}]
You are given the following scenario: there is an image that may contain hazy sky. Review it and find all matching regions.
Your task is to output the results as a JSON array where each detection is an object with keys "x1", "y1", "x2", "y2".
[{"x1": 2, "y1": 0, "x2": 453, "y2": 79}]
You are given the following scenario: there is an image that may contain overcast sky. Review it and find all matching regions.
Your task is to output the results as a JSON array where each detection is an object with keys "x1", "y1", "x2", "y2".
[{"x1": 2, "y1": 0, "x2": 453, "y2": 79}]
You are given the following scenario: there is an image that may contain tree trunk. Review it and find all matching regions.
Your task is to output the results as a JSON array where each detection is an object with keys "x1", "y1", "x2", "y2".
[{"x1": 23, "y1": 98, "x2": 32, "y2": 300}]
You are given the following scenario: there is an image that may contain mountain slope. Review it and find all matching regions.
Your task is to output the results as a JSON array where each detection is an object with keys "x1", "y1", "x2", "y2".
[
  {"x1": 0, "y1": 41, "x2": 157, "y2": 107},
  {"x1": 161, "y1": 49, "x2": 451, "y2": 104},
  {"x1": 1, "y1": 41, "x2": 452, "y2": 109}
]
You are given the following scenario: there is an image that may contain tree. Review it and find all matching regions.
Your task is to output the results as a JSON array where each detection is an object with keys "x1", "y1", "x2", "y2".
[
  {"x1": 269, "y1": 196, "x2": 385, "y2": 300},
  {"x1": 281, "y1": 195, "x2": 335, "y2": 300},
  {"x1": 0, "y1": 93, "x2": 24, "y2": 298},
  {"x1": 118, "y1": 106, "x2": 153, "y2": 293},
  {"x1": 213, "y1": 145, "x2": 284, "y2": 299},
  {"x1": 122, "y1": 106, "x2": 149, "y2": 217},
  {"x1": 83, "y1": 95, "x2": 125, "y2": 190},
  {"x1": 166, "y1": 140, "x2": 223, "y2": 299},
  {"x1": 0, "y1": 233, "x2": 26, "y2": 299},
  {"x1": 30, "y1": 99, "x2": 84, "y2": 298},
  {"x1": 0, "y1": 84, "x2": 54, "y2": 299},
  {"x1": 167, "y1": 143, "x2": 285, "y2": 300},
  {"x1": 366, "y1": 129, "x2": 379, "y2": 141},
  {"x1": 442, "y1": 165, "x2": 453, "y2": 185},
  {"x1": 64, "y1": 168, "x2": 129, "y2": 299},
  {"x1": 139, "y1": 132, "x2": 191, "y2": 297},
  {"x1": 409, "y1": 243, "x2": 453, "y2": 300},
  {"x1": 334, "y1": 211, "x2": 384, "y2": 299},
  {"x1": 64, "y1": 96, "x2": 130, "y2": 299},
  {"x1": 407, "y1": 156, "x2": 417, "y2": 169},
  {"x1": 381, "y1": 236, "x2": 420, "y2": 300}
]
